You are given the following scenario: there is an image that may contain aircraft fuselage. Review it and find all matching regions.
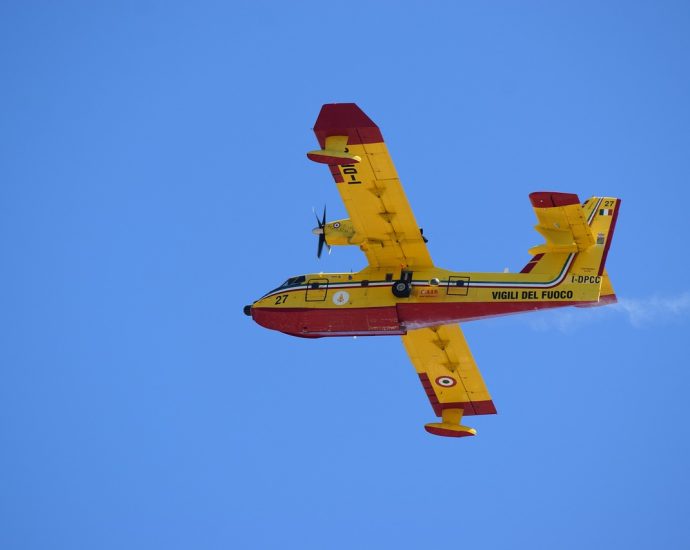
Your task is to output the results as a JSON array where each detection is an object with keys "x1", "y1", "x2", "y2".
[{"x1": 246, "y1": 262, "x2": 608, "y2": 338}]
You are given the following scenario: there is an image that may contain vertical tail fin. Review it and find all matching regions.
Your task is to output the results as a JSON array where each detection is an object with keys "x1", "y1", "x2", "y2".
[
  {"x1": 569, "y1": 196, "x2": 621, "y2": 277},
  {"x1": 589, "y1": 268, "x2": 617, "y2": 306}
]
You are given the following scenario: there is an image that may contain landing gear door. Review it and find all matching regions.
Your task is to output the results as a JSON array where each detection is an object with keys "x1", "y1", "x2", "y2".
[{"x1": 305, "y1": 278, "x2": 329, "y2": 302}]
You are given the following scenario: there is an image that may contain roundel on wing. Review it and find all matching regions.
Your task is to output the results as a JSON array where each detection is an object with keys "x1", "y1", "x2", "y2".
[{"x1": 435, "y1": 376, "x2": 457, "y2": 387}]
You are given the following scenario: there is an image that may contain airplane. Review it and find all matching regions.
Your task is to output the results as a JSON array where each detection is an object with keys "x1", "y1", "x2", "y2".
[{"x1": 244, "y1": 103, "x2": 620, "y2": 438}]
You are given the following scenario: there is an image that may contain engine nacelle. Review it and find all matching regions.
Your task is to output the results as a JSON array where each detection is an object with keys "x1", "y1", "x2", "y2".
[{"x1": 323, "y1": 218, "x2": 357, "y2": 246}]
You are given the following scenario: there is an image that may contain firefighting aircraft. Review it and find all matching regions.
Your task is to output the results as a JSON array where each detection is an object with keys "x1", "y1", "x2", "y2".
[{"x1": 244, "y1": 103, "x2": 620, "y2": 438}]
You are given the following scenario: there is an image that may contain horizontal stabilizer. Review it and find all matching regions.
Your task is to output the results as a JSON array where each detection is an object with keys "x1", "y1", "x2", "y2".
[{"x1": 529, "y1": 191, "x2": 594, "y2": 254}]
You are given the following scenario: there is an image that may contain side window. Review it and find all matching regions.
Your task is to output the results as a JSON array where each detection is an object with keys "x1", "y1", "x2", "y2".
[{"x1": 305, "y1": 278, "x2": 329, "y2": 301}]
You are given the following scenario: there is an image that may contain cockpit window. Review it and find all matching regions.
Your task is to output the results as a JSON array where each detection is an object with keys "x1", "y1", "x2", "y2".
[{"x1": 280, "y1": 276, "x2": 306, "y2": 288}]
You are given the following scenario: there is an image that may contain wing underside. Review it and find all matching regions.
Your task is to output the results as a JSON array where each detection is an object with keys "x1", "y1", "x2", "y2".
[{"x1": 402, "y1": 324, "x2": 496, "y2": 436}]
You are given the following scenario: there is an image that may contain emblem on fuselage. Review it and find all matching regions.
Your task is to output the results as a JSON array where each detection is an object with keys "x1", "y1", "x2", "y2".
[{"x1": 332, "y1": 290, "x2": 350, "y2": 305}]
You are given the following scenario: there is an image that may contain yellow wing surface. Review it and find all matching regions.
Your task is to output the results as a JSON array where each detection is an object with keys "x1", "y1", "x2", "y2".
[
  {"x1": 402, "y1": 324, "x2": 496, "y2": 437},
  {"x1": 307, "y1": 103, "x2": 433, "y2": 269}
]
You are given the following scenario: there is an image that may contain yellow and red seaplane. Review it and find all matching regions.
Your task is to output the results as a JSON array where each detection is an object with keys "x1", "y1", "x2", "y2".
[{"x1": 245, "y1": 103, "x2": 620, "y2": 438}]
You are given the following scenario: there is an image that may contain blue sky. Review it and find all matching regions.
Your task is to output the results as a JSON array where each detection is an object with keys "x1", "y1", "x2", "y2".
[{"x1": 2, "y1": 1, "x2": 690, "y2": 548}]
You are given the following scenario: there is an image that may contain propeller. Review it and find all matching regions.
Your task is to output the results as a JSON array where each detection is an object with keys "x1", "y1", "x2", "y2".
[{"x1": 312, "y1": 205, "x2": 331, "y2": 259}]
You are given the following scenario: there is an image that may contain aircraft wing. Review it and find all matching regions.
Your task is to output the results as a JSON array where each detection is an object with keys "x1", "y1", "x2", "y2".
[
  {"x1": 307, "y1": 103, "x2": 434, "y2": 269},
  {"x1": 402, "y1": 324, "x2": 496, "y2": 428}
]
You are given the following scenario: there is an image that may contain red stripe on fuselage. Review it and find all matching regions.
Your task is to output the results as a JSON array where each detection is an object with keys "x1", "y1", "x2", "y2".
[
  {"x1": 251, "y1": 300, "x2": 589, "y2": 337},
  {"x1": 395, "y1": 300, "x2": 587, "y2": 329},
  {"x1": 251, "y1": 306, "x2": 403, "y2": 338},
  {"x1": 520, "y1": 253, "x2": 544, "y2": 274}
]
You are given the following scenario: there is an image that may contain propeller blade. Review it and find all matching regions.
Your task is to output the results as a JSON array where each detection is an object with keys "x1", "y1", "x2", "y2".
[
  {"x1": 314, "y1": 205, "x2": 329, "y2": 259},
  {"x1": 317, "y1": 234, "x2": 326, "y2": 258}
]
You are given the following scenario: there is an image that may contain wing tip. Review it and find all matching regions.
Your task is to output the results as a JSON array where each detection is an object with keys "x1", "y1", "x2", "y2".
[
  {"x1": 530, "y1": 191, "x2": 580, "y2": 208},
  {"x1": 313, "y1": 103, "x2": 383, "y2": 148}
]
